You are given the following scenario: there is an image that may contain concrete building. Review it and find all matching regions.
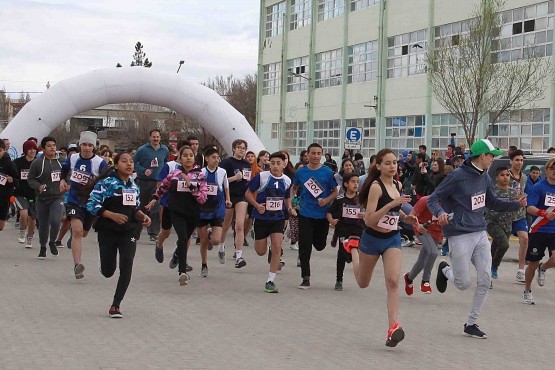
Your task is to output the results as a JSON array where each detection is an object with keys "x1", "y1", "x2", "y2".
[{"x1": 255, "y1": 0, "x2": 555, "y2": 161}]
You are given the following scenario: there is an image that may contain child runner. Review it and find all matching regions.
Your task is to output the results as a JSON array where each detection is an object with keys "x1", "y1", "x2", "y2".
[
  {"x1": 198, "y1": 147, "x2": 232, "y2": 275},
  {"x1": 343, "y1": 148, "x2": 416, "y2": 347},
  {"x1": 245, "y1": 152, "x2": 293, "y2": 293},
  {"x1": 508, "y1": 150, "x2": 529, "y2": 283},
  {"x1": 0, "y1": 140, "x2": 17, "y2": 232},
  {"x1": 327, "y1": 172, "x2": 364, "y2": 291},
  {"x1": 54, "y1": 144, "x2": 80, "y2": 249},
  {"x1": 87, "y1": 152, "x2": 151, "y2": 318},
  {"x1": 13, "y1": 140, "x2": 38, "y2": 248}
]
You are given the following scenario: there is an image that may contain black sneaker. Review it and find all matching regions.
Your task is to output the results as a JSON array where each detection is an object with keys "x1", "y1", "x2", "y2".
[
  {"x1": 38, "y1": 248, "x2": 47, "y2": 260},
  {"x1": 155, "y1": 244, "x2": 164, "y2": 263},
  {"x1": 235, "y1": 257, "x2": 246, "y2": 268},
  {"x1": 299, "y1": 279, "x2": 310, "y2": 290},
  {"x1": 54, "y1": 240, "x2": 63, "y2": 248},
  {"x1": 464, "y1": 323, "x2": 487, "y2": 339},
  {"x1": 169, "y1": 248, "x2": 178, "y2": 269},
  {"x1": 49, "y1": 242, "x2": 59, "y2": 257},
  {"x1": 243, "y1": 239, "x2": 249, "y2": 247},
  {"x1": 264, "y1": 281, "x2": 278, "y2": 293},
  {"x1": 195, "y1": 237, "x2": 201, "y2": 245},
  {"x1": 335, "y1": 280, "x2": 343, "y2": 291},
  {"x1": 186, "y1": 264, "x2": 193, "y2": 272},
  {"x1": 436, "y1": 261, "x2": 449, "y2": 293}
]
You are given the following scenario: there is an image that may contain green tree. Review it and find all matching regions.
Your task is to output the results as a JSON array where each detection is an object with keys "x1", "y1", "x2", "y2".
[{"x1": 130, "y1": 41, "x2": 152, "y2": 68}]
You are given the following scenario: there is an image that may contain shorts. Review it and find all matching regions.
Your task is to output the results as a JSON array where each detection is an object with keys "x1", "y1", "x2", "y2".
[
  {"x1": 66, "y1": 203, "x2": 95, "y2": 232},
  {"x1": 247, "y1": 203, "x2": 254, "y2": 218},
  {"x1": 526, "y1": 232, "x2": 555, "y2": 262},
  {"x1": 161, "y1": 206, "x2": 173, "y2": 230},
  {"x1": 198, "y1": 217, "x2": 224, "y2": 228},
  {"x1": 359, "y1": 230, "x2": 402, "y2": 256},
  {"x1": 15, "y1": 196, "x2": 37, "y2": 219},
  {"x1": 512, "y1": 218, "x2": 528, "y2": 234},
  {"x1": 0, "y1": 199, "x2": 9, "y2": 221},
  {"x1": 230, "y1": 194, "x2": 247, "y2": 207},
  {"x1": 254, "y1": 219, "x2": 285, "y2": 240}
]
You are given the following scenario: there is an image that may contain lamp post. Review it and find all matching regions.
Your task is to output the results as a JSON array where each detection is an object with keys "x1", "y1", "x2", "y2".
[{"x1": 177, "y1": 60, "x2": 185, "y2": 73}]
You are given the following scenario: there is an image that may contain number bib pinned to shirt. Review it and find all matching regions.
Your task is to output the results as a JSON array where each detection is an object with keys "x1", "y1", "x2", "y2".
[
  {"x1": 266, "y1": 197, "x2": 284, "y2": 211},
  {"x1": 342, "y1": 205, "x2": 362, "y2": 219},
  {"x1": 122, "y1": 189, "x2": 137, "y2": 206},
  {"x1": 177, "y1": 180, "x2": 190, "y2": 192},
  {"x1": 471, "y1": 192, "x2": 486, "y2": 211},
  {"x1": 0, "y1": 172, "x2": 7, "y2": 186},
  {"x1": 303, "y1": 177, "x2": 324, "y2": 198},
  {"x1": 545, "y1": 192, "x2": 555, "y2": 207},
  {"x1": 377, "y1": 212, "x2": 399, "y2": 231},
  {"x1": 51, "y1": 170, "x2": 61, "y2": 182},
  {"x1": 242, "y1": 169, "x2": 251, "y2": 181},
  {"x1": 20, "y1": 170, "x2": 29, "y2": 180},
  {"x1": 70, "y1": 169, "x2": 91, "y2": 185},
  {"x1": 206, "y1": 183, "x2": 218, "y2": 196},
  {"x1": 150, "y1": 158, "x2": 159, "y2": 168}
]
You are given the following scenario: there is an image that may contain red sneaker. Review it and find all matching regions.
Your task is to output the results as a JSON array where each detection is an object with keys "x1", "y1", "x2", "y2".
[
  {"x1": 386, "y1": 321, "x2": 405, "y2": 347},
  {"x1": 404, "y1": 273, "x2": 413, "y2": 296},
  {"x1": 109, "y1": 305, "x2": 123, "y2": 319},
  {"x1": 421, "y1": 281, "x2": 432, "y2": 294},
  {"x1": 343, "y1": 236, "x2": 360, "y2": 254}
]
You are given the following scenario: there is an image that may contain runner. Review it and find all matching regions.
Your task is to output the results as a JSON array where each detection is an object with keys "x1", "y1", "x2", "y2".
[
  {"x1": 60, "y1": 131, "x2": 108, "y2": 279},
  {"x1": 428, "y1": 139, "x2": 524, "y2": 339},
  {"x1": 343, "y1": 148, "x2": 416, "y2": 347},
  {"x1": 86, "y1": 152, "x2": 151, "y2": 318},
  {"x1": 290, "y1": 143, "x2": 338, "y2": 289},
  {"x1": 508, "y1": 150, "x2": 529, "y2": 283},
  {"x1": 522, "y1": 157, "x2": 555, "y2": 305},
  {"x1": 0, "y1": 140, "x2": 17, "y2": 232},
  {"x1": 54, "y1": 144, "x2": 79, "y2": 249},
  {"x1": 245, "y1": 152, "x2": 293, "y2": 293},
  {"x1": 326, "y1": 172, "x2": 364, "y2": 291},
  {"x1": 13, "y1": 140, "x2": 38, "y2": 248}
]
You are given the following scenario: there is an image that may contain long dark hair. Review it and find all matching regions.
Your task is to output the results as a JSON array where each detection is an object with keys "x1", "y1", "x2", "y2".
[
  {"x1": 280, "y1": 149, "x2": 296, "y2": 176},
  {"x1": 358, "y1": 148, "x2": 396, "y2": 207},
  {"x1": 339, "y1": 158, "x2": 354, "y2": 176}
]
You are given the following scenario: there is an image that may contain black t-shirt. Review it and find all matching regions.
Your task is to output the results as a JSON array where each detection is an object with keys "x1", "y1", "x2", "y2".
[
  {"x1": 13, "y1": 156, "x2": 36, "y2": 200},
  {"x1": 328, "y1": 194, "x2": 365, "y2": 238},
  {"x1": 220, "y1": 157, "x2": 251, "y2": 198}
]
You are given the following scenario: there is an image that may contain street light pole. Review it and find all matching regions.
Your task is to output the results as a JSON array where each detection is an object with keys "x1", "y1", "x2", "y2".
[{"x1": 176, "y1": 60, "x2": 185, "y2": 73}]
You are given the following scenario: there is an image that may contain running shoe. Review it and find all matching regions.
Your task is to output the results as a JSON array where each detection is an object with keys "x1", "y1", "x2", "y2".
[
  {"x1": 290, "y1": 243, "x2": 298, "y2": 250},
  {"x1": 463, "y1": 324, "x2": 487, "y2": 339},
  {"x1": 149, "y1": 234, "x2": 158, "y2": 242},
  {"x1": 436, "y1": 261, "x2": 449, "y2": 293},
  {"x1": 67, "y1": 236, "x2": 72, "y2": 249},
  {"x1": 169, "y1": 250, "x2": 178, "y2": 269},
  {"x1": 25, "y1": 236, "x2": 33, "y2": 249},
  {"x1": 18, "y1": 230, "x2": 26, "y2": 244},
  {"x1": 178, "y1": 272, "x2": 189, "y2": 286},
  {"x1": 420, "y1": 281, "x2": 432, "y2": 294},
  {"x1": 297, "y1": 258, "x2": 301, "y2": 267},
  {"x1": 386, "y1": 322, "x2": 405, "y2": 347},
  {"x1": 489, "y1": 281, "x2": 493, "y2": 289},
  {"x1": 14, "y1": 221, "x2": 20, "y2": 228},
  {"x1": 200, "y1": 266, "x2": 208, "y2": 278},
  {"x1": 155, "y1": 244, "x2": 164, "y2": 263},
  {"x1": 537, "y1": 264, "x2": 546, "y2": 287},
  {"x1": 278, "y1": 258, "x2": 285, "y2": 270},
  {"x1": 298, "y1": 278, "x2": 310, "y2": 290},
  {"x1": 195, "y1": 236, "x2": 201, "y2": 245},
  {"x1": 235, "y1": 257, "x2": 246, "y2": 268},
  {"x1": 49, "y1": 242, "x2": 59, "y2": 257},
  {"x1": 109, "y1": 305, "x2": 123, "y2": 319},
  {"x1": 38, "y1": 248, "x2": 46, "y2": 260},
  {"x1": 335, "y1": 280, "x2": 343, "y2": 291},
  {"x1": 522, "y1": 290, "x2": 535, "y2": 305},
  {"x1": 331, "y1": 235, "x2": 337, "y2": 248},
  {"x1": 74, "y1": 263, "x2": 85, "y2": 279},
  {"x1": 267, "y1": 248, "x2": 272, "y2": 264},
  {"x1": 404, "y1": 273, "x2": 413, "y2": 296},
  {"x1": 491, "y1": 266, "x2": 498, "y2": 279},
  {"x1": 207, "y1": 230, "x2": 213, "y2": 250},
  {"x1": 55, "y1": 240, "x2": 63, "y2": 248},
  {"x1": 250, "y1": 229, "x2": 255, "y2": 239},
  {"x1": 243, "y1": 239, "x2": 249, "y2": 247},
  {"x1": 516, "y1": 269, "x2": 525, "y2": 283},
  {"x1": 440, "y1": 243, "x2": 449, "y2": 256},
  {"x1": 218, "y1": 250, "x2": 226, "y2": 264},
  {"x1": 264, "y1": 281, "x2": 278, "y2": 293},
  {"x1": 186, "y1": 264, "x2": 193, "y2": 273}
]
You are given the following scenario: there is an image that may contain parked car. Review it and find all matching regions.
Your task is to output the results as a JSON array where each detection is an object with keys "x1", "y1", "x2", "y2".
[{"x1": 488, "y1": 153, "x2": 555, "y2": 180}]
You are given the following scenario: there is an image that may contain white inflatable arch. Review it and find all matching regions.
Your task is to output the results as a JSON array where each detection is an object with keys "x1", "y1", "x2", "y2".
[{"x1": 1, "y1": 68, "x2": 264, "y2": 158}]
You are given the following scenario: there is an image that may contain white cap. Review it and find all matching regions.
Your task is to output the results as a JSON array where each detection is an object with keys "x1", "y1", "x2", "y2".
[{"x1": 79, "y1": 131, "x2": 97, "y2": 146}]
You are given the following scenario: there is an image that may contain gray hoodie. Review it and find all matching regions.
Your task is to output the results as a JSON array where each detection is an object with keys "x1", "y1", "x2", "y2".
[
  {"x1": 427, "y1": 159, "x2": 521, "y2": 237},
  {"x1": 27, "y1": 156, "x2": 65, "y2": 202}
]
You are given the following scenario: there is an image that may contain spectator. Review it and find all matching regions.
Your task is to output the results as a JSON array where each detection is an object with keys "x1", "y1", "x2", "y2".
[
  {"x1": 324, "y1": 153, "x2": 338, "y2": 173},
  {"x1": 353, "y1": 153, "x2": 366, "y2": 175}
]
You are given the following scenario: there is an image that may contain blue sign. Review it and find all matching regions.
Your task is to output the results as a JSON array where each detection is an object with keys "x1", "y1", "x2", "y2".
[{"x1": 345, "y1": 127, "x2": 362, "y2": 142}]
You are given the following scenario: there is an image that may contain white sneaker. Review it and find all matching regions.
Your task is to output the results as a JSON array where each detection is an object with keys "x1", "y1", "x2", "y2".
[
  {"x1": 290, "y1": 243, "x2": 299, "y2": 250},
  {"x1": 537, "y1": 264, "x2": 546, "y2": 287},
  {"x1": 516, "y1": 269, "x2": 525, "y2": 283},
  {"x1": 522, "y1": 290, "x2": 535, "y2": 305},
  {"x1": 25, "y1": 236, "x2": 33, "y2": 249},
  {"x1": 18, "y1": 230, "x2": 26, "y2": 244}
]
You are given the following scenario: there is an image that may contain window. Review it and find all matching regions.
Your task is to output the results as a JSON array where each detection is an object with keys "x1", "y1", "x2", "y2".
[
  {"x1": 286, "y1": 56, "x2": 310, "y2": 92},
  {"x1": 387, "y1": 30, "x2": 427, "y2": 78},
  {"x1": 313, "y1": 120, "x2": 341, "y2": 156},
  {"x1": 284, "y1": 121, "x2": 307, "y2": 156},
  {"x1": 263, "y1": 62, "x2": 282, "y2": 95},
  {"x1": 291, "y1": 0, "x2": 312, "y2": 30},
  {"x1": 348, "y1": 40, "x2": 378, "y2": 83},
  {"x1": 271, "y1": 122, "x2": 280, "y2": 140},
  {"x1": 493, "y1": 1, "x2": 554, "y2": 62},
  {"x1": 318, "y1": 0, "x2": 345, "y2": 22},
  {"x1": 434, "y1": 19, "x2": 471, "y2": 48},
  {"x1": 351, "y1": 0, "x2": 380, "y2": 12},
  {"x1": 265, "y1": 1, "x2": 286, "y2": 38},
  {"x1": 488, "y1": 108, "x2": 550, "y2": 152},
  {"x1": 346, "y1": 118, "x2": 376, "y2": 158},
  {"x1": 315, "y1": 48, "x2": 343, "y2": 88},
  {"x1": 431, "y1": 114, "x2": 465, "y2": 149},
  {"x1": 385, "y1": 115, "x2": 426, "y2": 153}
]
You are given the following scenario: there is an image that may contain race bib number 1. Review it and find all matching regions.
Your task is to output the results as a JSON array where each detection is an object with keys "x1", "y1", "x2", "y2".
[
  {"x1": 303, "y1": 177, "x2": 324, "y2": 198},
  {"x1": 377, "y1": 213, "x2": 399, "y2": 230},
  {"x1": 471, "y1": 192, "x2": 486, "y2": 211},
  {"x1": 0, "y1": 172, "x2": 7, "y2": 186},
  {"x1": 51, "y1": 170, "x2": 61, "y2": 182},
  {"x1": 545, "y1": 192, "x2": 555, "y2": 207},
  {"x1": 122, "y1": 189, "x2": 137, "y2": 206},
  {"x1": 342, "y1": 205, "x2": 361, "y2": 219},
  {"x1": 266, "y1": 197, "x2": 283, "y2": 211}
]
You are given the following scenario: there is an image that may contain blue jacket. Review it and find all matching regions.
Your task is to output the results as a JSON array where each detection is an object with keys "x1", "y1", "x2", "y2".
[
  {"x1": 427, "y1": 159, "x2": 521, "y2": 237},
  {"x1": 525, "y1": 175, "x2": 541, "y2": 196},
  {"x1": 133, "y1": 143, "x2": 169, "y2": 181}
]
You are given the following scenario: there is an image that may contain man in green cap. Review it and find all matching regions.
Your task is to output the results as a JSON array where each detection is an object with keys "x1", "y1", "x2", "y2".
[{"x1": 427, "y1": 139, "x2": 526, "y2": 339}]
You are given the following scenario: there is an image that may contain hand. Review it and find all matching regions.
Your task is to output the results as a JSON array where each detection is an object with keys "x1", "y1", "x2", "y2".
[
  {"x1": 235, "y1": 171, "x2": 243, "y2": 181},
  {"x1": 404, "y1": 214, "x2": 418, "y2": 225},
  {"x1": 290, "y1": 209, "x2": 298, "y2": 217},
  {"x1": 317, "y1": 198, "x2": 327, "y2": 207},
  {"x1": 144, "y1": 199, "x2": 156, "y2": 212},
  {"x1": 39, "y1": 184, "x2": 47, "y2": 193},
  {"x1": 438, "y1": 213, "x2": 450, "y2": 226},
  {"x1": 6, "y1": 176, "x2": 13, "y2": 183},
  {"x1": 416, "y1": 224, "x2": 427, "y2": 234},
  {"x1": 142, "y1": 216, "x2": 152, "y2": 228},
  {"x1": 110, "y1": 212, "x2": 128, "y2": 225},
  {"x1": 145, "y1": 169, "x2": 153, "y2": 177},
  {"x1": 256, "y1": 203, "x2": 266, "y2": 214},
  {"x1": 330, "y1": 219, "x2": 339, "y2": 226},
  {"x1": 546, "y1": 212, "x2": 555, "y2": 221},
  {"x1": 225, "y1": 200, "x2": 233, "y2": 208},
  {"x1": 518, "y1": 195, "x2": 527, "y2": 207},
  {"x1": 59, "y1": 180, "x2": 69, "y2": 193},
  {"x1": 393, "y1": 195, "x2": 412, "y2": 207}
]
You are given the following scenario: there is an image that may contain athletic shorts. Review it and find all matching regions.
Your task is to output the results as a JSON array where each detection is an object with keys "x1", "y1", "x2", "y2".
[
  {"x1": 66, "y1": 203, "x2": 95, "y2": 232},
  {"x1": 254, "y1": 219, "x2": 285, "y2": 240},
  {"x1": 0, "y1": 199, "x2": 9, "y2": 221},
  {"x1": 359, "y1": 230, "x2": 402, "y2": 256},
  {"x1": 15, "y1": 196, "x2": 37, "y2": 219},
  {"x1": 512, "y1": 218, "x2": 528, "y2": 234},
  {"x1": 526, "y1": 232, "x2": 555, "y2": 262},
  {"x1": 230, "y1": 194, "x2": 247, "y2": 207},
  {"x1": 198, "y1": 217, "x2": 224, "y2": 228},
  {"x1": 247, "y1": 203, "x2": 254, "y2": 218},
  {"x1": 160, "y1": 206, "x2": 173, "y2": 230}
]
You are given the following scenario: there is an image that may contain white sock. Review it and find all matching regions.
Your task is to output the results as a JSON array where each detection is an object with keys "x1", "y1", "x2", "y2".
[
  {"x1": 218, "y1": 244, "x2": 225, "y2": 253},
  {"x1": 267, "y1": 272, "x2": 276, "y2": 282},
  {"x1": 236, "y1": 249, "x2": 243, "y2": 259}
]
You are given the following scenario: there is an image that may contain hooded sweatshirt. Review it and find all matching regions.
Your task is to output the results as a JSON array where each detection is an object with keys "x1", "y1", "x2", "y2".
[
  {"x1": 27, "y1": 156, "x2": 65, "y2": 202},
  {"x1": 0, "y1": 154, "x2": 18, "y2": 198},
  {"x1": 427, "y1": 158, "x2": 521, "y2": 237}
]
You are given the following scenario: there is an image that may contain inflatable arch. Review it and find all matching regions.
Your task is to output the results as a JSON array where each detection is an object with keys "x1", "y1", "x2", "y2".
[{"x1": 1, "y1": 68, "x2": 264, "y2": 158}]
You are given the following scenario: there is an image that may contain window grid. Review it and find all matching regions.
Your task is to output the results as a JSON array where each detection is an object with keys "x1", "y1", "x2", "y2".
[
  {"x1": 488, "y1": 108, "x2": 551, "y2": 153},
  {"x1": 284, "y1": 121, "x2": 307, "y2": 157},
  {"x1": 431, "y1": 114, "x2": 465, "y2": 150},
  {"x1": 385, "y1": 116, "x2": 426, "y2": 153},
  {"x1": 286, "y1": 56, "x2": 310, "y2": 92},
  {"x1": 493, "y1": 1, "x2": 554, "y2": 62},
  {"x1": 318, "y1": 0, "x2": 345, "y2": 22},
  {"x1": 265, "y1": 1, "x2": 286, "y2": 38},
  {"x1": 290, "y1": 0, "x2": 312, "y2": 30},
  {"x1": 348, "y1": 41, "x2": 378, "y2": 83},
  {"x1": 351, "y1": 0, "x2": 380, "y2": 12},
  {"x1": 313, "y1": 120, "x2": 341, "y2": 157},
  {"x1": 434, "y1": 20, "x2": 471, "y2": 48},
  {"x1": 346, "y1": 118, "x2": 376, "y2": 158},
  {"x1": 387, "y1": 30, "x2": 427, "y2": 78},
  {"x1": 315, "y1": 48, "x2": 343, "y2": 88},
  {"x1": 271, "y1": 122, "x2": 280, "y2": 140},
  {"x1": 263, "y1": 62, "x2": 282, "y2": 96}
]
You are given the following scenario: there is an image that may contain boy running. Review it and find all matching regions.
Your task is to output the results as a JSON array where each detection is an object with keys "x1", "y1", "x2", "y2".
[{"x1": 13, "y1": 140, "x2": 38, "y2": 248}]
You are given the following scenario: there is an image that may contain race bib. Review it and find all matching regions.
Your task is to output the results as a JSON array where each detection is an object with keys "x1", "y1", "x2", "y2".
[
  {"x1": 303, "y1": 177, "x2": 324, "y2": 198},
  {"x1": 122, "y1": 189, "x2": 137, "y2": 206},
  {"x1": 377, "y1": 213, "x2": 399, "y2": 231},
  {"x1": 545, "y1": 192, "x2": 555, "y2": 207},
  {"x1": 51, "y1": 170, "x2": 61, "y2": 182},
  {"x1": 70, "y1": 169, "x2": 91, "y2": 185},
  {"x1": 471, "y1": 192, "x2": 486, "y2": 211},
  {"x1": 177, "y1": 180, "x2": 190, "y2": 192},
  {"x1": 206, "y1": 183, "x2": 218, "y2": 196},
  {"x1": 266, "y1": 197, "x2": 283, "y2": 211},
  {"x1": 342, "y1": 205, "x2": 362, "y2": 219},
  {"x1": 243, "y1": 169, "x2": 251, "y2": 181},
  {"x1": 0, "y1": 172, "x2": 7, "y2": 186},
  {"x1": 150, "y1": 158, "x2": 159, "y2": 168},
  {"x1": 20, "y1": 169, "x2": 29, "y2": 180}
]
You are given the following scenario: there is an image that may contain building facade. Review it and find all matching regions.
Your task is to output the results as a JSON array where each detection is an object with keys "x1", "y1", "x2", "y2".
[{"x1": 256, "y1": 0, "x2": 555, "y2": 161}]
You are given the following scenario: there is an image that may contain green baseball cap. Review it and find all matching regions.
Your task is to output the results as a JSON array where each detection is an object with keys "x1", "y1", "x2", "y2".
[{"x1": 470, "y1": 139, "x2": 503, "y2": 157}]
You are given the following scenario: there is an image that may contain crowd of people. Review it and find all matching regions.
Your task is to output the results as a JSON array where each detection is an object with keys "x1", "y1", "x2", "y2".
[{"x1": 1, "y1": 132, "x2": 554, "y2": 348}]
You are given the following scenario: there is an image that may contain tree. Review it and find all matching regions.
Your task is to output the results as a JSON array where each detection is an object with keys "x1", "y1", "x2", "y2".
[
  {"x1": 425, "y1": 0, "x2": 552, "y2": 146},
  {"x1": 130, "y1": 41, "x2": 152, "y2": 68}
]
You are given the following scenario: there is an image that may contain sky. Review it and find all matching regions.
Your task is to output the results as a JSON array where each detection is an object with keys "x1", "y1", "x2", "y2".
[{"x1": 0, "y1": 0, "x2": 261, "y2": 97}]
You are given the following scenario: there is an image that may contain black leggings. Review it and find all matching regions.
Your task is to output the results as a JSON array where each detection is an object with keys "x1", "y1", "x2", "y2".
[
  {"x1": 171, "y1": 211, "x2": 198, "y2": 274},
  {"x1": 98, "y1": 230, "x2": 137, "y2": 307},
  {"x1": 298, "y1": 215, "x2": 329, "y2": 278}
]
